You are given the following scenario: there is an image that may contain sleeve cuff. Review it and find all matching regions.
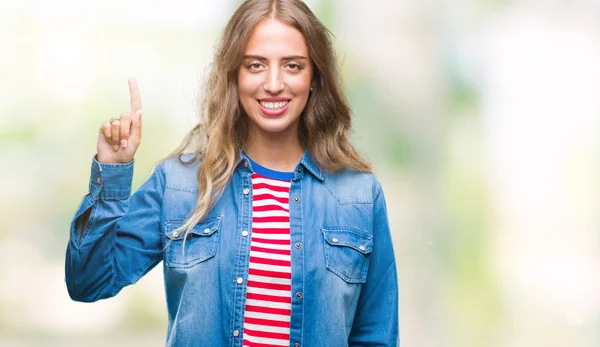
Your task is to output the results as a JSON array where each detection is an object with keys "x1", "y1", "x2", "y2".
[{"x1": 89, "y1": 155, "x2": 135, "y2": 200}]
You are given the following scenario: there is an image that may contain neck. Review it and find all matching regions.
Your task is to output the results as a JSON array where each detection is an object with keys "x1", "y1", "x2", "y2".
[{"x1": 244, "y1": 128, "x2": 305, "y2": 172}]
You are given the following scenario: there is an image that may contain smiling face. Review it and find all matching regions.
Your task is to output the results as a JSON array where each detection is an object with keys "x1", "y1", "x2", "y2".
[{"x1": 238, "y1": 18, "x2": 313, "y2": 142}]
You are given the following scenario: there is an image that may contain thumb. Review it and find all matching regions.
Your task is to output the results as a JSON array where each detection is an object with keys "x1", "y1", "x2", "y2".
[{"x1": 130, "y1": 109, "x2": 143, "y2": 140}]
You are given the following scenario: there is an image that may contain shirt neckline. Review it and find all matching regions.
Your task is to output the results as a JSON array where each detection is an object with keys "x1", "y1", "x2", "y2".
[{"x1": 244, "y1": 152, "x2": 295, "y2": 181}]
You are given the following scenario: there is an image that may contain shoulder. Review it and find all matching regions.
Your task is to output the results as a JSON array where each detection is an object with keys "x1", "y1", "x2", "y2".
[
  {"x1": 154, "y1": 153, "x2": 200, "y2": 192},
  {"x1": 320, "y1": 168, "x2": 382, "y2": 205},
  {"x1": 159, "y1": 152, "x2": 198, "y2": 170}
]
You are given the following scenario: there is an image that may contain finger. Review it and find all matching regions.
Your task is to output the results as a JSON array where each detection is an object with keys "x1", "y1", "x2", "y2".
[
  {"x1": 130, "y1": 109, "x2": 143, "y2": 141},
  {"x1": 119, "y1": 112, "x2": 131, "y2": 148},
  {"x1": 128, "y1": 78, "x2": 142, "y2": 115},
  {"x1": 100, "y1": 122, "x2": 112, "y2": 143},
  {"x1": 111, "y1": 119, "x2": 121, "y2": 151}
]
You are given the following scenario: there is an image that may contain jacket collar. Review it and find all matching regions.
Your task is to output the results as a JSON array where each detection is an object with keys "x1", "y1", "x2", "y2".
[
  {"x1": 298, "y1": 150, "x2": 324, "y2": 181},
  {"x1": 236, "y1": 148, "x2": 324, "y2": 181}
]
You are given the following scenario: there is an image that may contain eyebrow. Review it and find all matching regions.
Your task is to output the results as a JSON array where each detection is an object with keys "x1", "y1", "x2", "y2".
[{"x1": 242, "y1": 55, "x2": 308, "y2": 61}]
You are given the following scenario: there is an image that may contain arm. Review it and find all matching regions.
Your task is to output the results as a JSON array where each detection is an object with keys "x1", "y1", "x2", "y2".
[
  {"x1": 65, "y1": 155, "x2": 165, "y2": 302},
  {"x1": 348, "y1": 183, "x2": 400, "y2": 346}
]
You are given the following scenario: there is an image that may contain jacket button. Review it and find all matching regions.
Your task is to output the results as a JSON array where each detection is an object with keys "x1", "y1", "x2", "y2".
[
  {"x1": 295, "y1": 242, "x2": 302, "y2": 248},
  {"x1": 236, "y1": 277, "x2": 244, "y2": 284},
  {"x1": 242, "y1": 230, "x2": 249, "y2": 237},
  {"x1": 359, "y1": 245, "x2": 366, "y2": 251},
  {"x1": 331, "y1": 238, "x2": 339, "y2": 243},
  {"x1": 243, "y1": 188, "x2": 250, "y2": 195},
  {"x1": 296, "y1": 292, "x2": 303, "y2": 299},
  {"x1": 244, "y1": 161, "x2": 249, "y2": 167},
  {"x1": 294, "y1": 343, "x2": 300, "y2": 347},
  {"x1": 293, "y1": 196, "x2": 300, "y2": 202},
  {"x1": 203, "y1": 228, "x2": 211, "y2": 234},
  {"x1": 96, "y1": 177, "x2": 102, "y2": 184},
  {"x1": 233, "y1": 329, "x2": 240, "y2": 337},
  {"x1": 173, "y1": 231, "x2": 179, "y2": 237}
]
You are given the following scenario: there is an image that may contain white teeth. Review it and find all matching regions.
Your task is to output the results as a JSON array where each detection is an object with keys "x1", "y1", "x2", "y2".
[{"x1": 259, "y1": 101, "x2": 288, "y2": 110}]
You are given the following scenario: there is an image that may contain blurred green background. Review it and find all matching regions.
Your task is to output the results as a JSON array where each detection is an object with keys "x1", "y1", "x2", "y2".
[{"x1": 1, "y1": 0, "x2": 598, "y2": 346}]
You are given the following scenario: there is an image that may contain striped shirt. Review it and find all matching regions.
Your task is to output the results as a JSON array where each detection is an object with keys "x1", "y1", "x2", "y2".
[{"x1": 243, "y1": 156, "x2": 294, "y2": 347}]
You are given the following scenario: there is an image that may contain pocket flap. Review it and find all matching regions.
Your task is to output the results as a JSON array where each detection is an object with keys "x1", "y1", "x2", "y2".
[
  {"x1": 321, "y1": 227, "x2": 373, "y2": 254},
  {"x1": 165, "y1": 216, "x2": 222, "y2": 240}
]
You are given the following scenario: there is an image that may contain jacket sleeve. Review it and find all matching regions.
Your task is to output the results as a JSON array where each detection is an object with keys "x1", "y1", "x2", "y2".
[
  {"x1": 348, "y1": 182, "x2": 400, "y2": 346},
  {"x1": 65, "y1": 155, "x2": 165, "y2": 302}
]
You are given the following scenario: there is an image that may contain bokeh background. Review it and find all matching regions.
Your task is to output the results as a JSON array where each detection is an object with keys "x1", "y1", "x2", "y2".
[{"x1": 1, "y1": 0, "x2": 599, "y2": 346}]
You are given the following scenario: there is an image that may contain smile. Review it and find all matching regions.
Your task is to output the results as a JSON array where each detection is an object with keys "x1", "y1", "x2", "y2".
[
  {"x1": 257, "y1": 99, "x2": 290, "y2": 117},
  {"x1": 258, "y1": 100, "x2": 289, "y2": 110}
]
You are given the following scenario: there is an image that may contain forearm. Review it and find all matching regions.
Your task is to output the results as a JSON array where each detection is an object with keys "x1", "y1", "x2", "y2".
[
  {"x1": 66, "y1": 196, "x2": 131, "y2": 302},
  {"x1": 66, "y1": 156, "x2": 135, "y2": 301},
  {"x1": 65, "y1": 155, "x2": 165, "y2": 302}
]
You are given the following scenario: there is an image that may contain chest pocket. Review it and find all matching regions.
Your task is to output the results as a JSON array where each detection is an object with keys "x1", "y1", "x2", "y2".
[
  {"x1": 321, "y1": 226, "x2": 373, "y2": 283},
  {"x1": 164, "y1": 216, "x2": 222, "y2": 268}
]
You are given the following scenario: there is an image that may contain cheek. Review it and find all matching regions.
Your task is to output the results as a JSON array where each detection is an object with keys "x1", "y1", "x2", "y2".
[
  {"x1": 237, "y1": 72, "x2": 261, "y2": 98},
  {"x1": 294, "y1": 68, "x2": 313, "y2": 93},
  {"x1": 287, "y1": 75, "x2": 311, "y2": 94}
]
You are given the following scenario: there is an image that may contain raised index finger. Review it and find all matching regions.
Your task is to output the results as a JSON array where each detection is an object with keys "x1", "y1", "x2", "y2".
[{"x1": 128, "y1": 77, "x2": 142, "y2": 114}]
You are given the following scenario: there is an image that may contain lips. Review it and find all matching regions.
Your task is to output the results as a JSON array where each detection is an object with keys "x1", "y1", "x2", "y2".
[{"x1": 256, "y1": 99, "x2": 290, "y2": 117}]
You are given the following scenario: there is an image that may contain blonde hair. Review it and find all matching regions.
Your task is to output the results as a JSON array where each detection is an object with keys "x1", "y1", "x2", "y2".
[{"x1": 161, "y1": 0, "x2": 371, "y2": 247}]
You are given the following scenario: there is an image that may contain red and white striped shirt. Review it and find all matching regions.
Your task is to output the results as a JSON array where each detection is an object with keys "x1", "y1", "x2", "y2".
[{"x1": 242, "y1": 171, "x2": 293, "y2": 347}]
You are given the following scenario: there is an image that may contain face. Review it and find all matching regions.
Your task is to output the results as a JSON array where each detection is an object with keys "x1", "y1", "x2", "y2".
[{"x1": 238, "y1": 18, "x2": 313, "y2": 141}]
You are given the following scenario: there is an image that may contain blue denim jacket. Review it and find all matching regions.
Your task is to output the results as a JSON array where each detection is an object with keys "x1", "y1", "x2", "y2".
[{"x1": 65, "y1": 150, "x2": 399, "y2": 346}]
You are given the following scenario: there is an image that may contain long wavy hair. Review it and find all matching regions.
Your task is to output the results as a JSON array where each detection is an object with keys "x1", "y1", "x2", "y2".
[{"x1": 161, "y1": 0, "x2": 371, "y2": 244}]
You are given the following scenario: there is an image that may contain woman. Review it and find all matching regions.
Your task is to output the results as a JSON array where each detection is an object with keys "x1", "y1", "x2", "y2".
[{"x1": 65, "y1": 0, "x2": 399, "y2": 346}]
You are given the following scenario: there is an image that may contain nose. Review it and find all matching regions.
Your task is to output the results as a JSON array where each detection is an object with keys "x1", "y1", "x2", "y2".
[{"x1": 263, "y1": 68, "x2": 284, "y2": 94}]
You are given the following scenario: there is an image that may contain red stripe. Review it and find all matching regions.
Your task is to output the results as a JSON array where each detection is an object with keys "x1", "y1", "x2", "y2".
[
  {"x1": 247, "y1": 280, "x2": 291, "y2": 291},
  {"x1": 252, "y1": 216, "x2": 290, "y2": 223},
  {"x1": 251, "y1": 245, "x2": 290, "y2": 255},
  {"x1": 246, "y1": 292, "x2": 291, "y2": 303},
  {"x1": 245, "y1": 304, "x2": 291, "y2": 316},
  {"x1": 253, "y1": 194, "x2": 288, "y2": 204},
  {"x1": 250, "y1": 256, "x2": 291, "y2": 267},
  {"x1": 243, "y1": 339, "x2": 288, "y2": 347},
  {"x1": 244, "y1": 317, "x2": 290, "y2": 328},
  {"x1": 253, "y1": 205, "x2": 289, "y2": 212},
  {"x1": 249, "y1": 268, "x2": 291, "y2": 279},
  {"x1": 251, "y1": 238, "x2": 290, "y2": 245},
  {"x1": 251, "y1": 182, "x2": 290, "y2": 192},
  {"x1": 242, "y1": 327, "x2": 289, "y2": 340}
]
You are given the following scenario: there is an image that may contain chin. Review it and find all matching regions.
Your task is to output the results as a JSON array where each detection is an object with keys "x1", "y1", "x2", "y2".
[
  {"x1": 255, "y1": 121, "x2": 295, "y2": 134},
  {"x1": 251, "y1": 113, "x2": 299, "y2": 134}
]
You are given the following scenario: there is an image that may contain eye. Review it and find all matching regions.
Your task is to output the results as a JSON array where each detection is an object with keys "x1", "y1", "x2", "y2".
[
  {"x1": 246, "y1": 62, "x2": 265, "y2": 72},
  {"x1": 285, "y1": 62, "x2": 304, "y2": 71}
]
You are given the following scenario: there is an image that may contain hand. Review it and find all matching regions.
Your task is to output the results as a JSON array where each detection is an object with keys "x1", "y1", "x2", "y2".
[{"x1": 97, "y1": 78, "x2": 143, "y2": 164}]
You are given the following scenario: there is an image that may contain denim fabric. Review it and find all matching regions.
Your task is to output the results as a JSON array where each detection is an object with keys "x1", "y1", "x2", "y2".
[{"x1": 65, "y1": 150, "x2": 399, "y2": 346}]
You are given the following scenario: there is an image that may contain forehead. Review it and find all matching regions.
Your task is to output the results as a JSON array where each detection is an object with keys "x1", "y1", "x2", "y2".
[{"x1": 244, "y1": 18, "x2": 308, "y2": 57}]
